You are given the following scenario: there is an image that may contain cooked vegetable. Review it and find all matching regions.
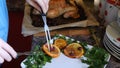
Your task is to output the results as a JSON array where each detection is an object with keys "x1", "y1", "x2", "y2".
[{"x1": 23, "y1": 45, "x2": 52, "y2": 68}]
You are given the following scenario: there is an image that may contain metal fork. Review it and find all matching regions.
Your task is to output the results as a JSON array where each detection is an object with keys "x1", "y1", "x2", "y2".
[
  {"x1": 17, "y1": 51, "x2": 31, "y2": 57},
  {"x1": 41, "y1": 13, "x2": 52, "y2": 51}
]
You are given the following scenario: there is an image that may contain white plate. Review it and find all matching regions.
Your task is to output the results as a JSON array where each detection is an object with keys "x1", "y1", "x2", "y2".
[
  {"x1": 103, "y1": 41, "x2": 120, "y2": 60},
  {"x1": 106, "y1": 22, "x2": 120, "y2": 48},
  {"x1": 21, "y1": 45, "x2": 110, "y2": 68},
  {"x1": 21, "y1": 53, "x2": 89, "y2": 68},
  {"x1": 105, "y1": 34, "x2": 120, "y2": 51},
  {"x1": 104, "y1": 35, "x2": 120, "y2": 56},
  {"x1": 21, "y1": 45, "x2": 91, "y2": 68},
  {"x1": 21, "y1": 34, "x2": 110, "y2": 68},
  {"x1": 103, "y1": 38, "x2": 120, "y2": 60},
  {"x1": 104, "y1": 34, "x2": 120, "y2": 54}
]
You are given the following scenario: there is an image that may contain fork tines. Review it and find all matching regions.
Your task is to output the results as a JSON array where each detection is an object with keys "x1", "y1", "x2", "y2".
[{"x1": 41, "y1": 15, "x2": 52, "y2": 51}]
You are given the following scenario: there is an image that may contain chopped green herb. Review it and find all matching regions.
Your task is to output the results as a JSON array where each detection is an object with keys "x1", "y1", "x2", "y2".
[
  {"x1": 23, "y1": 45, "x2": 52, "y2": 68},
  {"x1": 81, "y1": 47, "x2": 109, "y2": 68}
]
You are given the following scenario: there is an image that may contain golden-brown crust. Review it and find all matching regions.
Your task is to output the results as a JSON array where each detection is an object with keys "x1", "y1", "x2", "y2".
[{"x1": 47, "y1": 0, "x2": 80, "y2": 19}]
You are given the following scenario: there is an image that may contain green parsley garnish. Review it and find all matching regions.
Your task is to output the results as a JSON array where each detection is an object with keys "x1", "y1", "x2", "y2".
[
  {"x1": 23, "y1": 45, "x2": 52, "y2": 68},
  {"x1": 81, "y1": 47, "x2": 109, "y2": 68}
]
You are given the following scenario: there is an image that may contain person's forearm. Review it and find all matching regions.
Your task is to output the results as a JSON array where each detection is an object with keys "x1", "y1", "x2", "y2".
[
  {"x1": 0, "y1": 0, "x2": 17, "y2": 64},
  {"x1": 0, "y1": 0, "x2": 9, "y2": 42}
]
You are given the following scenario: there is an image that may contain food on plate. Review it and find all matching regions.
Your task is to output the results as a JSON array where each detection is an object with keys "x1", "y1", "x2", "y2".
[
  {"x1": 47, "y1": 0, "x2": 80, "y2": 19},
  {"x1": 42, "y1": 44, "x2": 60, "y2": 58},
  {"x1": 22, "y1": 34, "x2": 110, "y2": 68},
  {"x1": 64, "y1": 43, "x2": 84, "y2": 58},
  {"x1": 81, "y1": 47, "x2": 110, "y2": 68},
  {"x1": 54, "y1": 38, "x2": 67, "y2": 49},
  {"x1": 23, "y1": 45, "x2": 52, "y2": 68}
]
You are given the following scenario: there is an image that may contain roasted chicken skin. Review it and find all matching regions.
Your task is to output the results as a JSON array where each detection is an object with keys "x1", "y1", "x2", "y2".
[{"x1": 47, "y1": 0, "x2": 80, "y2": 19}]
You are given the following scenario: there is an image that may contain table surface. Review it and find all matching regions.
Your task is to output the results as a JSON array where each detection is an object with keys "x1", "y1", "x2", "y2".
[{"x1": 33, "y1": 27, "x2": 120, "y2": 68}]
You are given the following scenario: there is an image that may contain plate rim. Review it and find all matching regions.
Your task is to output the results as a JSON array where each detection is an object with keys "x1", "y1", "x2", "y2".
[
  {"x1": 106, "y1": 25, "x2": 120, "y2": 48},
  {"x1": 104, "y1": 34, "x2": 120, "y2": 53},
  {"x1": 103, "y1": 39, "x2": 120, "y2": 60}
]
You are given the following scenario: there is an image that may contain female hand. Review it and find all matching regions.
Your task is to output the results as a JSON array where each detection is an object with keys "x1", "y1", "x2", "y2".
[
  {"x1": 26, "y1": 0, "x2": 50, "y2": 13},
  {"x1": 0, "y1": 39, "x2": 17, "y2": 63}
]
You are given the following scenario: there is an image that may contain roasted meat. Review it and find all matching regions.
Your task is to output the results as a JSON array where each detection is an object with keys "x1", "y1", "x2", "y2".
[
  {"x1": 47, "y1": 0, "x2": 80, "y2": 19},
  {"x1": 30, "y1": 0, "x2": 87, "y2": 27}
]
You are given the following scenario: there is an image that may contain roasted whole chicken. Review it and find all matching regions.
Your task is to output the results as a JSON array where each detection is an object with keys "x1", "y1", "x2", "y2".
[{"x1": 30, "y1": 0, "x2": 87, "y2": 27}]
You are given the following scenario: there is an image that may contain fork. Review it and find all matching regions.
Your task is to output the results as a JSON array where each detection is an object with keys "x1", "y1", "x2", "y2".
[
  {"x1": 17, "y1": 51, "x2": 31, "y2": 57},
  {"x1": 41, "y1": 13, "x2": 52, "y2": 51}
]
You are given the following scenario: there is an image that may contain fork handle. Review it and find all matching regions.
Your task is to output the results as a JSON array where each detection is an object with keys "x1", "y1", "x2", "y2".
[{"x1": 17, "y1": 51, "x2": 31, "y2": 57}]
